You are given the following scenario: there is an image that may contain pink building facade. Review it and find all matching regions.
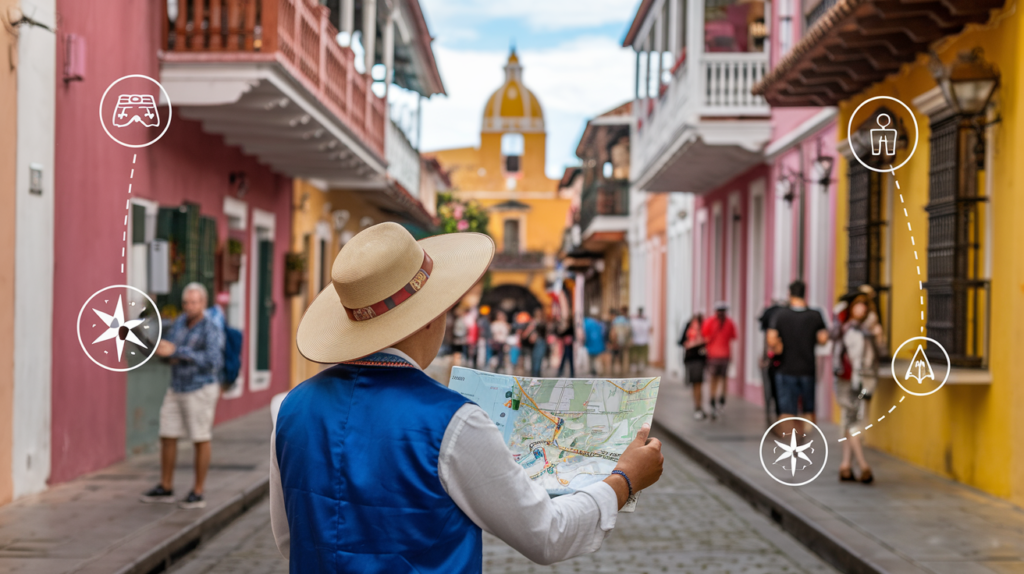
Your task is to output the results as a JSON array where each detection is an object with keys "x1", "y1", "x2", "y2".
[
  {"x1": 51, "y1": 1, "x2": 295, "y2": 483},
  {"x1": 625, "y1": 0, "x2": 839, "y2": 416}
]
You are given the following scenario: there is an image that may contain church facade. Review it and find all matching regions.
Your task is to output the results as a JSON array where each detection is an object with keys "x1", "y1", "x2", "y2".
[{"x1": 429, "y1": 50, "x2": 571, "y2": 312}]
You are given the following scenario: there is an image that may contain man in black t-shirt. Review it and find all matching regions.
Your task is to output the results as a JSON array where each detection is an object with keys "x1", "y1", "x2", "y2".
[{"x1": 767, "y1": 280, "x2": 828, "y2": 434}]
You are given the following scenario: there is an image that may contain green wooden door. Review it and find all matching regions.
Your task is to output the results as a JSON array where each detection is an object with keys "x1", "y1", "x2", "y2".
[{"x1": 256, "y1": 239, "x2": 274, "y2": 371}]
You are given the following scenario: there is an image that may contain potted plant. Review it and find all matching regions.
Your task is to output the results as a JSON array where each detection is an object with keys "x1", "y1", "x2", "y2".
[
  {"x1": 223, "y1": 238, "x2": 244, "y2": 283},
  {"x1": 284, "y1": 252, "x2": 306, "y2": 297}
]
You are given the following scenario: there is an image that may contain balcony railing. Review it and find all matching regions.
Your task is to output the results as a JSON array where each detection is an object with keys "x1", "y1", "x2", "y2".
[
  {"x1": 491, "y1": 251, "x2": 546, "y2": 270},
  {"x1": 700, "y1": 53, "x2": 768, "y2": 115},
  {"x1": 385, "y1": 119, "x2": 421, "y2": 198},
  {"x1": 633, "y1": 51, "x2": 768, "y2": 182},
  {"x1": 579, "y1": 180, "x2": 629, "y2": 235},
  {"x1": 162, "y1": 0, "x2": 386, "y2": 156}
]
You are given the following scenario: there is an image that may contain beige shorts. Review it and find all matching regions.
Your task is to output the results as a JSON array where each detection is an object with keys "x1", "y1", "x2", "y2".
[{"x1": 159, "y1": 384, "x2": 219, "y2": 442}]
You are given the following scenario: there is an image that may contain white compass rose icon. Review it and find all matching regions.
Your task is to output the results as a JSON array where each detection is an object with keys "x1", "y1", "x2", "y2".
[
  {"x1": 759, "y1": 417, "x2": 828, "y2": 487},
  {"x1": 77, "y1": 285, "x2": 162, "y2": 372},
  {"x1": 773, "y1": 431, "x2": 814, "y2": 477},
  {"x1": 91, "y1": 295, "x2": 147, "y2": 361}
]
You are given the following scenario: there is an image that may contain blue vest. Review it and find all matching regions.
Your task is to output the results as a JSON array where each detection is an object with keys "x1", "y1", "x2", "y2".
[{"x1": 275, "y1": 355, "x2": 481, "y2": 573}]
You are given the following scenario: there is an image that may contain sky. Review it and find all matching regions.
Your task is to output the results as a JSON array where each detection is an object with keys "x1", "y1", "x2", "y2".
[{"x1": 414, "y1": 0, "x2": 641, "y2": 180}]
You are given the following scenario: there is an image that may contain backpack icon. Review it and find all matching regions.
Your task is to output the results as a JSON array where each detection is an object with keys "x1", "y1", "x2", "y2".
[{"x1": 221, "y1": 326, "x2": 243, "y2": 391}]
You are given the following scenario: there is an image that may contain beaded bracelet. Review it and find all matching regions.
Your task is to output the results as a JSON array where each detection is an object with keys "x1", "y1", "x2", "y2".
[{"x1": 610, "y1": 469, "x2": 633, "y2": 498}]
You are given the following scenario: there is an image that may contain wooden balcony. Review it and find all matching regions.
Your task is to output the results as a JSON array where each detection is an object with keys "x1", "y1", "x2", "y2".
[
  {"x1": 579, "y1": 180, "x2": 629, "y2": 241},
  {"x1": 159, "y1": 0, "x2": 387, "y2": 180}
]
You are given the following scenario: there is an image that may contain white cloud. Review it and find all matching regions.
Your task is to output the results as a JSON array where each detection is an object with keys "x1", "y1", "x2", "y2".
[
  {"x1": 421, "y1": 35, "x2": 635, "y2": 179},
  {"x1": 422, "y1": 0, "x2": 639, "y2": 33}
]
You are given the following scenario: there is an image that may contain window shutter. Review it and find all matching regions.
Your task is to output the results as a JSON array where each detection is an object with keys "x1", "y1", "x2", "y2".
[
  {"x1": 256, "y1": 239, "x2": 274, "y2": 371},
  {"x1": 198, "y1": 216, "x2": 218, "y2": 303}
]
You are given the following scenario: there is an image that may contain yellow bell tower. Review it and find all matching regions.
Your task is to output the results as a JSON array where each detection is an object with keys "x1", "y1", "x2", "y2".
[{"x1": 428, "y1": 48, "x2": 569, "y2": 310}]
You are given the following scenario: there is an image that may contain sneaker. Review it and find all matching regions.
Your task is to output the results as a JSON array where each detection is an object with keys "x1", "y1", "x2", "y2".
[
  {"x1": 716, "y1": 397, "x2": 726, "y2": 413},
  {"x1": 179, "y1": 491, "x2": 206, "y2": 509},
  {"x1": 140, "y1": 484, "x2": 175, "y2": 504},
  {"x1": 693, "y1": 409, "x2": 707, "y2": 421},
  {"x1": 710, "y1": 404, "x2": 718, "y2": 420}
]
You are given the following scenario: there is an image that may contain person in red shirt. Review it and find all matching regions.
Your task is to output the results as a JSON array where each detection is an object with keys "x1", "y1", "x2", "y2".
[{"x1": 701, "y1": 302, "x2": 737, "y2": 419}]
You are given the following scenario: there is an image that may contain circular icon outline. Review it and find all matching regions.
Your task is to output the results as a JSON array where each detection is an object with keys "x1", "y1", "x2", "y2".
[
  {"x1": 847, "y1": 95, "x2": 919, "y2": 174},
  {"x1": 98, "y1": 74, "x2": 173, "y2": 148},
  {"x1": 890, "y1": 336, "x2": 950, "y2": 396},
  {"x1": 77, "y1": 284, "x2": 163, "y2": 372},
  {"x1": 759, "y1": 417, "x2": 829, "y2": 487}
]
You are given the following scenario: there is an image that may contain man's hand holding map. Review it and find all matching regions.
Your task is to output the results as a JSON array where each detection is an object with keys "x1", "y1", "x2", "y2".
[{"x1": 448, "y1": 367, "x2": 661, "y2": 511}]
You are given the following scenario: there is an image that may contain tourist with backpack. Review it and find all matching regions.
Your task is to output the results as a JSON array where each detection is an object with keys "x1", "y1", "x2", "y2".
[
  {"x1": 832, "y1": 288, "x2": 884, "y2": 484},
  {"x1": 143, "y1": 283, "x2": 225, "y2": 509}
]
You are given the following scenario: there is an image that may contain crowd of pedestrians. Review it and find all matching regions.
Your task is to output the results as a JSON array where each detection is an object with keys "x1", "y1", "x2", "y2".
[
  {"x1": 678, "y1": 279, "x2": 884, "y2": 485},
  {"x1": 445, "y1": 304, "x2": 657, "y2": 379}
]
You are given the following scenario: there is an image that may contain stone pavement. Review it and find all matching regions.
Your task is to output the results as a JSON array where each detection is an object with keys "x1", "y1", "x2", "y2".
[
  {"x1": 0, "y1": 407, "x2": 272, "y2": 574},
  {"x1": 166, "y1": 422, "x2": 838, "y2": 574},
  {"x1": 650, "y1": 368, "x2": 1024, "y2": 574}
]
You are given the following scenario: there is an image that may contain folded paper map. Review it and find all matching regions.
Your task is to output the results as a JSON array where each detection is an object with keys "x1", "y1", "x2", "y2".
[{"x1": 448, "y1": 367, "x2": 661, "y2": 512}]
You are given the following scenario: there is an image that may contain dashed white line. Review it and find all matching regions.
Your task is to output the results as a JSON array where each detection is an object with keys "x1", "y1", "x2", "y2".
[
  {"x1": 900, "y1": 396, "x2": 905, "y2": 403},
  {"x1": 878, "y1": 415, "x2": 885, "y2": 421},
  {"x1": 889, "y1": 405, "x2": 897, "y2": 413},
  {"x1": 132, "y1": 154, "x2": 137, "y2": 164}
]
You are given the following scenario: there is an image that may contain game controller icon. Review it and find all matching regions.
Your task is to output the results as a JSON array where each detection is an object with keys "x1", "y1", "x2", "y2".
[{"x1": 113, "y1": 94, "x2": 160, "y2": 128}]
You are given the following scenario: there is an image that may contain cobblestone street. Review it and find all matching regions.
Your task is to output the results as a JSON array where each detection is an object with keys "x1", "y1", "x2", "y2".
[{"x1": 168, "y1": 430, "x2": 837, "y2": 574}]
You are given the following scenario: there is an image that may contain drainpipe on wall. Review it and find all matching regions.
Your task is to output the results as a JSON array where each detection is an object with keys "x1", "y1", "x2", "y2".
[{"x1": 797, "y1": 146, "x2": 806, "y2": 281}]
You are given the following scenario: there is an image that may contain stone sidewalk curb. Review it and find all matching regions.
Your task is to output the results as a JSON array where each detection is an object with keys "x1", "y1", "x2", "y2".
[
  {"x1": 108, "y1": 476, "x2": 269, "y2": 574},
  {"x1": 653, "y1": 420, "x2": 915, "y2": 574}
]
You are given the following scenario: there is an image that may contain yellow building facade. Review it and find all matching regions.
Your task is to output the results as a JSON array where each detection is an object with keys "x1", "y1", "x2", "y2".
[
  {"x1": 287, "y1": 180, "x2": 423, "y2": 387},
  {"x1": 830, "y1": 2, "x2": 1024, "y2": 505},
  {"x1": 430, "y1": 50, "x2": 571, "y2": 310}
]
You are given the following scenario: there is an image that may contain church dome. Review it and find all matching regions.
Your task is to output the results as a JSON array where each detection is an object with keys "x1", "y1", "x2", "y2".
[{"x1": 482, "y1": 49, "x2": 545, "y2": 134}]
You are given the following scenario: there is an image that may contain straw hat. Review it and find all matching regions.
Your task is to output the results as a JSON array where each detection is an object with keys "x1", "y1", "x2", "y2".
[{"x1": 296, "y1": 222, "x2": 495, "y2": 363}]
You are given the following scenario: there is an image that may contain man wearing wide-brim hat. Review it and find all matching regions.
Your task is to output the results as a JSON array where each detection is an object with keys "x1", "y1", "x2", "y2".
[{"x1": 270, "y1": 223, "x2": 663, "y2": 573}]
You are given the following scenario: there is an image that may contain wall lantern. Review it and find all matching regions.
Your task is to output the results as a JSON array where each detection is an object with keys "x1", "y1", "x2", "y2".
[
  {"x1": 931, "y1": 48, "x2": 1000, "y2": 117},
  {"x1": 813, "y1": 155, "x2": 834, "y2": 187},
  {"x1": 776, "y1": 174, "x2": 794, "y2": 204},
  {"x1": 930, "y1": 48, "x2": 1000, "y2": 169}
]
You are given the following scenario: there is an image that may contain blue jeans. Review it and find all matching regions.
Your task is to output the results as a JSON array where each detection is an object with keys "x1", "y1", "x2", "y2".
[
  {"x1": 529, "y1": 342, "x2": 547, "y2": 377},
  {"x1": 558, "y1": 344, "x2": 575, "y2": 378},
  {"x1": 775, "y1": 374, "x2": 816, "y2": 415}
]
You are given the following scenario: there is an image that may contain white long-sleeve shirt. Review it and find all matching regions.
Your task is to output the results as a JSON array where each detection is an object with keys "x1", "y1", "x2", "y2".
[{"x1": 269, "y1": 349, "x2": 619, "y2": 565}]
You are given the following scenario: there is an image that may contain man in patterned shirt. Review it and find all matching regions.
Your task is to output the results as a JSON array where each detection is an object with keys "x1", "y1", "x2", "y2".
[{"x1": 141, "y1": 282, "x2": 225, "y2": 509}]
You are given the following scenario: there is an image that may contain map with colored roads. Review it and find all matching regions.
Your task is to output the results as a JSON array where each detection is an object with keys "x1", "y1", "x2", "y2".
[{"x1": 449, "y1": 367, "x2": 661, "y2": 502}]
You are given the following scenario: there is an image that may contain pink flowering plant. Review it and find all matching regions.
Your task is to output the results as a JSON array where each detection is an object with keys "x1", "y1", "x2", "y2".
[{"x1": 437, "y1": 193, "x2": 489, "y2": 235}]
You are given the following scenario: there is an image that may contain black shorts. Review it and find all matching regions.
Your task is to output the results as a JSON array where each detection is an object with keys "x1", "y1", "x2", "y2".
[
  {"x1": 707, "y1": 358, "x2": 730, "y2": 378},
  {"x1": 685, "y1": 360, "x2": 705, "y2": 385}
]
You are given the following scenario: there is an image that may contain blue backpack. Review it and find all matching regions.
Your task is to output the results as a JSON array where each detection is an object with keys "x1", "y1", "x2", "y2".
[{"x1": 221, "y1": 326, "x2": 243, "y2": 390}]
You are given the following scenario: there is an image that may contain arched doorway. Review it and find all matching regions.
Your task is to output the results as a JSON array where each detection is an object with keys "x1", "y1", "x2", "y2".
[{"x1": 480, "y1": 284, "x2": 542, "y2": 318}]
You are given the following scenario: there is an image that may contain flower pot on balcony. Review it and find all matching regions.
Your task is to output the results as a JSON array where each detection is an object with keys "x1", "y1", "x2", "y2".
[
  {"x1": 284, "y1": 269, "x2": 304, "y2": 297},
  {"x1": 223, "y1": 239, "x2": 244, "y2": 284},
  {"x1": 284, "y1": 252, "x2": 307, "y2": 297}
]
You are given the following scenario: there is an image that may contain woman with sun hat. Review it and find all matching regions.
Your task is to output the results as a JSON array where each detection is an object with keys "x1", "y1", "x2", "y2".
[{"x1": 270, "y1": 223, "x2": 664, "y2": 573}]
